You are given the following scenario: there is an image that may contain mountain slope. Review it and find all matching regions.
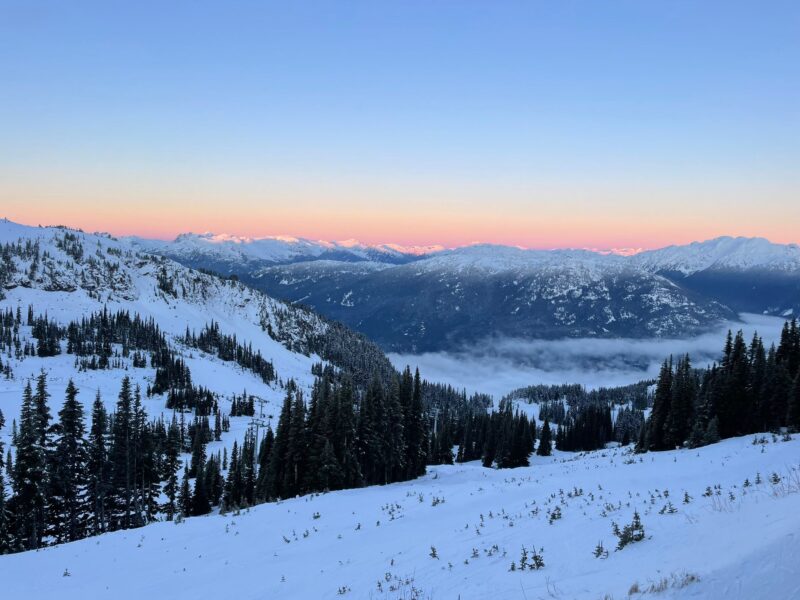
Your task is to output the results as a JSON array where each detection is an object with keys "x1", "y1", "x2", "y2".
[
  {"x1": 632, "y1": 236, "x2": 800, "y2": 275},
  {"x1": 0, "y1": 220, "x2": 395, "y2": 457},
  {"x1": 633, "y1": 237, "x2": 800, "y2": 316},
  {"x1": 252, "y1": 245, "x2": 735, "y2": 351},
  {"x1": 2, "y1": 434, "x2": 797, "y2": 599}
]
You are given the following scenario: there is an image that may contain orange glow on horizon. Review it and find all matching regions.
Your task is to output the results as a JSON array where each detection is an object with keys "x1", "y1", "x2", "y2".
[
  {"x1": 3, "y1": 202, "x2": 799, "y2": 251},
  {"x1": 2, "y1": 172, "x2": 798, "y2": 250}
]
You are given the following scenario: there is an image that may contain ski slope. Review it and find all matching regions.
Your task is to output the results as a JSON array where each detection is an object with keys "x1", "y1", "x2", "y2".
[{"x1": 2, "y1": 435, "x2": 798, "y2": 600}]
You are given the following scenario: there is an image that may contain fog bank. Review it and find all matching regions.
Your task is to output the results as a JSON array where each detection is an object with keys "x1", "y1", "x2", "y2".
[{"x1": 388, "y1": 314, "x2": 789, "y2": 402}]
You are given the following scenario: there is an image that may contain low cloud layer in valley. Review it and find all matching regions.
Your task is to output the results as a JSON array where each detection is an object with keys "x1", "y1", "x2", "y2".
[{"x1": 388, "y1": 314, "x2": 790, "y2": 402}]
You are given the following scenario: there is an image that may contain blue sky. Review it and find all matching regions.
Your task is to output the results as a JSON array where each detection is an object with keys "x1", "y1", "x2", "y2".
[{"x1": 1, "y1": 1, "x2": 798, "y2": 246}]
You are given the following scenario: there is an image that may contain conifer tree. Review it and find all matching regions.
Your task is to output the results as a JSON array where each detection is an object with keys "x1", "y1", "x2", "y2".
[
  {"x1": 647, "y1": 359, "x2": 673, "y2": 450},
  {"x1": 789, "y1": 375, "x2": 800, "y2": 430},
  {"x1": 407, "y1": 369, "x2": 428, "y2": 477},
  {"x1": 0, "y1": 410, "x2": 9, "y2": 554},
  {"x1": 34, "y1": 370, "x2": 52, "y2": 449},
  {"x1": 191, "y1": 461, "x2": 210, "y2": 516},
  {"x1": 109, "y1": 377, "x2": 135, "y2": 530},
  {"x1": 265, "y1": 387, "x2": 293, "y2": 500},
  {"x1": 254, "y1": 427, "x2": 274, "y2": 502},
  {"x1": 178, "y1": 466, "x2": 192, "y2": 517},
  {"x1": 162, "y1": 416, "x2": 181, "y2": 521},
  {"x1": 537, "y1": 418, "x2": 552, "y2": 456},
  {"x1": 359, "y1": 377, "x2": 387, "y2": 483},
  {"x1": 48, "y1": 380, "x2": 89, "y2": 543},
  {"x1": 189, "y1": 423, "x2": 207, "y2": 478},
  {"x1": 384, "y1": 376, "x2": 406, "y2": 482},
  {"x1": 317, "y1": 439, "x2": 343, "y2": 491},
  {"x1": 703, "y1": 416, "x2": 721, "y2": 445},
  {"x1": 665, "y1": 356, "x2": 696, "y2": 448},
  {"x1": 86, "y1": 391, "x2": 109, "y2": 534},
  {"x1": 11, "y1": 380, "x2": 49, "y2": 550},
  {"x1": 223, "y1": 440, "x2": 242, "y2": 510},
  {"x1": 283, "y1": 391, "x2": 307, "y2": 496},
  {"x1": 332, "y1": 378, "x2": 363, "y2": 488}
]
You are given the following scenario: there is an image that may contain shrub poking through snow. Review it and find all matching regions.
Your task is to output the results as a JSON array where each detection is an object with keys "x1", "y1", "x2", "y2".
[
  {"x1": 517, "y1": 545, "x2": 545, "y2": 570},
  {"x1": 593, "y1": 541, "x2": 608, "y2": 559},
  {"x1": 614, "y1": 511, "x2": 645, "y2": 550}
]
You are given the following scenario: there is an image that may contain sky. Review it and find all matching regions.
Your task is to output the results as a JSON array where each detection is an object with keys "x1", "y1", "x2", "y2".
[{"x1": 1, "y1": 1, "x2": 798, "y2": 248}]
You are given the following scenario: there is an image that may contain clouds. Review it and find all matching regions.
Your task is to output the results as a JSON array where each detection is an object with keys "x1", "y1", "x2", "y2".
[{"x1": 388, "y1": 314, "x2": 789, "y2": 402}]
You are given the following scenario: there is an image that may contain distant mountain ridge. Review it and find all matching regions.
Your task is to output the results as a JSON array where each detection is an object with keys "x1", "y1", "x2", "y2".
[
  {"x1": 129, "y1": 230, "x2": 800, "y2": 272},
  {"x1": 120, "y1": 228, "x2": 800, "y2": 352},
  {"x1": 6, "y1": 221, "x2": 791, "y2": 352},
  {"x1": 129, "y1": 231, "x2": 440, "y2": 269}
]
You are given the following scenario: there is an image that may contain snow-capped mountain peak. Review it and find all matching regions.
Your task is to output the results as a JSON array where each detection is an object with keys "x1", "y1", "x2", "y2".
[{"x1": 632, "y1": 236, "x2": 800, "y2": 275}]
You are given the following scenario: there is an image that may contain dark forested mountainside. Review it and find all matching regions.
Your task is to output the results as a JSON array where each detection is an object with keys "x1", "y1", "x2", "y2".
[{"x1": 139, "y1": 234, "x2": 800, "y2": 353}]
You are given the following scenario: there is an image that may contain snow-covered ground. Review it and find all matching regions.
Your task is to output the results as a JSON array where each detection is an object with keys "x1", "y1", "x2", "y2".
[{"x1": 2, "y1": 435, "x2": 798, "y2": 600}]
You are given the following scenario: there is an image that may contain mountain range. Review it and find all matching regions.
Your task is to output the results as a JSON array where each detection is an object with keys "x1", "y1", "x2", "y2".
[
  {"x1": 129, "y1": 230, "x2": 800, "y2": 352},
  {"x1": 1, "y1": 219, "x2": 799, "y2": 600}
]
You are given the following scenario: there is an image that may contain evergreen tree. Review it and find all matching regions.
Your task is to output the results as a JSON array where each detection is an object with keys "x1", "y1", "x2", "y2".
[
  {"x1": 407, "y1": 369, "x2": 428, "y2": 476},
  {"x1": 647, "y1": 359, "x2": 673, "y2": 450},
  {"x1": 191, "y1": 461, "x2": 210, "y2": 516},
  {"x1": 108, "y1": 377, "x2": 135, "y2": 530},
  {"x1": 332, "y1": 378, "x2": 363, "y2": 489},
  {"x1": 718, "y1": 331, "x2": 749, "y2": 437},
  {"x1": 162, "y1": 416, "x2": 181, "y2": 521},
  {"x1": 703, "y1": 416, "x2": 721, "y2": 445},
  {"x1": 86, "y1": 391, "x2": 109, "y2": 535},
  {"x1": 384, "y1": 376, "x2": 406, "y2": 482},
  {"x1": 665, "y1": 356, "x2": 696, "y2": 448},
  {"x1": 537, "y1": 418, "x2": 552, "y2": 456},
  {"x1": 178, "y1": 466, "x2": 192, "y2": 517},
  {"x1": 189, "y1": 423, "x2": 207, "y2": 478},
  {"x1": 223, "y1": 440, "x2": 242, "y2": 510},
  {"x1": 48, "y1": 380, "x2": 89, "y2": 543},
  {"x1": 317, "y1": 439, "x2": 343, "y2": 491},
  {"x1": 33, "y1": 370, "x2": 52, "y2": 449},
  {"x1": 265, "y1": 387, "x2": 293, "y2": 500},
  {"x1": 10, "y1": 380, "x2": 49, "y2": 550},
  {"x1": 283, "y1": 391, "x2": 307, "y2": 496},
  {"x1": 359, "y1": 376, "x2": 387, "y2": 484},
  {"x1": 0, "y1": 410, "x2": 9, "y2": 554},
  {"x1": 254, "y1": 427, "x2": 274, "y2": 502},
  {"x1": 789, "y1": 374, "x2": 800, "y2": 431}
]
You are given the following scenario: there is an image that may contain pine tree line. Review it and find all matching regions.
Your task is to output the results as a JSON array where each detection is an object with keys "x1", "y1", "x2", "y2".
[
  {"x1": 219, "y1": 367, "x2": 428, "y2": 509},
  {"x1": 639, "y1": 320, "x2": 800, "y2": 452},
  {"x1": 506, "y1": 380, "x2": 651, "y2": 411},
  {"x1": 183, "y1": 321, "x2": 276, "y2": 384},
  {"x1": 0, "y1": 373, "x2": 190, "y2": 554},
  {"x1": 555, "y1": 404, "x2": 614, "y2": 452}
]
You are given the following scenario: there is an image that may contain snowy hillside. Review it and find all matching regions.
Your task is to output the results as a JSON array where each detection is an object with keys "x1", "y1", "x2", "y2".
[
  {"x1": 3, "y1": 434, "x2": 798, "y2": 599},
  {"x1": 0, "y1": 219, "x2": 394, "y2": 463}
]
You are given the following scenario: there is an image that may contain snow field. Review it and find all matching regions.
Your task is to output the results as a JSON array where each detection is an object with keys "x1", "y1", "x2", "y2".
[{"x1": 2, "y1": 435, "x2": 797, "y2": 600}]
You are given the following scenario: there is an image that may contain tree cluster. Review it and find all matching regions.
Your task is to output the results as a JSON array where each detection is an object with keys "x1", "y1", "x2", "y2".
[{"x1": 640, "y1": 320, "x2": 800, "y2": 452}]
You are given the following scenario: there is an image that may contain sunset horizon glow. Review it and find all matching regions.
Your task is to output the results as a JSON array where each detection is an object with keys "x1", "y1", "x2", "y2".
[{"x1": 1, "y1": 210, "x2": 796, "y2": 254}]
